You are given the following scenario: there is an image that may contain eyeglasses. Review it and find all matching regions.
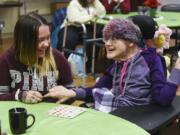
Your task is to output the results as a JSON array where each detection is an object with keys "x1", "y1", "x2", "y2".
[{"x1": 103, "y1": 38, "x2": 118, "y2": 44}]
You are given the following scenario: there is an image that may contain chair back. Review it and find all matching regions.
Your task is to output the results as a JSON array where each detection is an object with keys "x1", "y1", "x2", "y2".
[
  {"x1": 110, "y1": 96, "x2": 180, "y2": 134},
  {"x1": 161, "y1": 4, "x2": 180, "y2": 12},
  {"x1": 51, "y1": 7, "x2": 67, "y2": 31},
  {"x1": 51, "y1": 7, "x2": 67, "y2": 48}
]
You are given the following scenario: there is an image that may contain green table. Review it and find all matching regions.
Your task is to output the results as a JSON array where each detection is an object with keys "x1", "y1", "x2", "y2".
[
  {"x1": 0, "y1": 101, "x2": 149, "y2": 135},
  {"x1": 95, "y1": 11, "x2": 180, "y2": 28}
]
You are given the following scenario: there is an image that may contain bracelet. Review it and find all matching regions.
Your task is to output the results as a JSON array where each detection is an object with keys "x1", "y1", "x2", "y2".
[{"x1": 15, "y1": 89, "x2": 20, "y2": 101}]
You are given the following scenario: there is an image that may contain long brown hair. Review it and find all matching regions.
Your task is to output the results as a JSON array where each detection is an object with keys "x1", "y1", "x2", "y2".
[
  {"x1": 78, "y1": 0, "x2": 94, "y2": 7},
  {"x1": 14, "y1": 13, "x2": 58, "y2": 77}
]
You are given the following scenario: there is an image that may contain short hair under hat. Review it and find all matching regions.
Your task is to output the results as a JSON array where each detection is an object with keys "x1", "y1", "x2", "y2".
[
  {"x1": 130, "y1": 15, "x2": 158, "y2": 39},
  {"x1": 103, "y1": 18, "x2": 141, "y2": 45}
]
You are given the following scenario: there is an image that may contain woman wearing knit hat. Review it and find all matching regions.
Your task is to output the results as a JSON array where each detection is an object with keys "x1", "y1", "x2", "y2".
[{"x1": 44, "y1": 19, "x2": 180, "y2": 113}]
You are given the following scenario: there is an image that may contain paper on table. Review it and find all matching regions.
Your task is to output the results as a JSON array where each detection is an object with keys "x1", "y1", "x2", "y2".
[{"x1": 48, "y1": 106, "x2": 86, "y2": 119}]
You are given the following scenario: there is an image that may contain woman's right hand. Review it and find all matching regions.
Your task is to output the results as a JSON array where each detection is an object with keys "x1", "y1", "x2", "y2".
[
  {"x1": 43, "y1": 86, "x2": 76, "y2": 103},
  {"x1": 21, "y1": 90, "x2": 43, "y2": 104}
]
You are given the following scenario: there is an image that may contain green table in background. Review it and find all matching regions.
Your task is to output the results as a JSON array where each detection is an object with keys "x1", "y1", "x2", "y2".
[
  {"x1": 95, "y1": 11, "x2": 180, "y2": 28},
  {"x1": 0, "y1": 101, "x2": 149, "y2": 135}
]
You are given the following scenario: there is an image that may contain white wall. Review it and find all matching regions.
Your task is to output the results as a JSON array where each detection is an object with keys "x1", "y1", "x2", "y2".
[{"x1": 0, "y1": 0, "x2": 52, "y2": 35}]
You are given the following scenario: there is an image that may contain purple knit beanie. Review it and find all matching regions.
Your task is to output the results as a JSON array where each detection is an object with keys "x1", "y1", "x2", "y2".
[{"x1": 103, "y1": 19, "x2": 141, "y2": 45}]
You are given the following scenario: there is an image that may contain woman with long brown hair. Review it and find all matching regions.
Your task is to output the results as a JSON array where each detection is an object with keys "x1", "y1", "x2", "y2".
[{"x1": 0, "y1": 13, "x2": 73, "y2": 104}]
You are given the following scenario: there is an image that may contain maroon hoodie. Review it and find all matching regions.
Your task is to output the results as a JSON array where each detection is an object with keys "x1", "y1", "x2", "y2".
[
  {"x1": 100, "y1": 0, "x2": 131, "y2": 14},
  {"x1": 0, "y1": 47, "x2": 73, "y2": 101}
]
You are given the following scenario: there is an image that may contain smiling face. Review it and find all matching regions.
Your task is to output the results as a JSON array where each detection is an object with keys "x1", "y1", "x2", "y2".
[
  {"x1": 102, "y1": 19, "x2": 142, "y2": 61},
  {"x1": 37, "y1": 25, "x2": 50, "y2": 58},
  {"x1": 104, "y1": 38, "x2": 134, "y2": 61}
]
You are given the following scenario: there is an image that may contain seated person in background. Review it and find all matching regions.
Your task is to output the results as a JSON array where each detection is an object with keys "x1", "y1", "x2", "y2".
[
  {"x1": 0, "y1": 13, "x2": 73, "y2": 104},
  {"x1": 57, "y1": 0, "x2": 106, "y2": 70},
  {"x1": 44, "y1": 18, "x2": 180, "y2": 113},
  {"x1": 130, "y1": 15, "x2": 172, "y2": 77},
  {"x1": 100, "y1": 0, "x2": 131, "y2": 14}
]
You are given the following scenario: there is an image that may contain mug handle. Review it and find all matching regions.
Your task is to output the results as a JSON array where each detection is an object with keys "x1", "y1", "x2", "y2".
[{"x1": 26, "y1": 114, "x2": 35, "y2": 129}]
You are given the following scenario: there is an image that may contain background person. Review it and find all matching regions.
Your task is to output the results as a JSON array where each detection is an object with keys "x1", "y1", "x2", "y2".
[
  {"x1": 0, "y1": 13, "x2": 73, "y2": 104},
  {"x1": 57, "y1": 0, "x2": 106, "y2": 71},
  {"x1": 130, "y1": 15, "x2": 172, "y2": 77}
]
